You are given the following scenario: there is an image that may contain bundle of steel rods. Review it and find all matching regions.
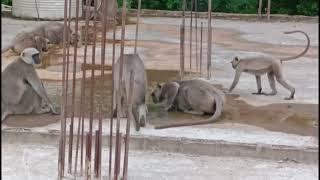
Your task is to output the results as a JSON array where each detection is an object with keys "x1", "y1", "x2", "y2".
[{"x1": 58, "y1": 0, "x2": 137, "y2": 179}]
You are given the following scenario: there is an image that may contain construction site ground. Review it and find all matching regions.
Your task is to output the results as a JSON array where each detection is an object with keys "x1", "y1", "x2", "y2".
[{"x1": 1, "y1": 16, "x2": 319, "y2": 179}]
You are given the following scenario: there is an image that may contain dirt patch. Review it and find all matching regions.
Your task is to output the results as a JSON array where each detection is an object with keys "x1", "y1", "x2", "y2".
[
  {"x1": 148, "y1": 89, "x2": 318, "y2": 137},
  {"x1": 3, "y1": 114, "x2": 60, "y2": 128}
]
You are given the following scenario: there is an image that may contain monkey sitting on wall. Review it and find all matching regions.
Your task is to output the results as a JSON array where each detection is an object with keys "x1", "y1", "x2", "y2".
[
  {"x1": 1, "y1": 32, "x2": 50, "y2": 54},
  {"x1": 1, "y1": 48, "x2": 59, "y2": 121},
  {"x1": 151, "y1": 79, "x2": 225, "y2": 129},
  {"x1": 228, "y1": 30, "x2": 310, "y2": 100}
]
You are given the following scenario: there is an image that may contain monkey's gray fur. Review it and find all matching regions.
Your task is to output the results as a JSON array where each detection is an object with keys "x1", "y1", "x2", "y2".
[
  {"x1": 151, "y1": 79, "x2": 225, "y2": 129},
  {"x1": 228, "y1": 30, "x2": 310, "y2": 100},
  {"x1": 113, "y1": 54, "x2": 148, "y2": 131},
  {"x1": 31, "y1": 22, "x2": 82, "y2": 47},
  {"x1": 1, "y1": 48, "x2": 59, "y2": 121},
  {"x1": 1, "y1": 32, "x2": 50, "y2": 54}
]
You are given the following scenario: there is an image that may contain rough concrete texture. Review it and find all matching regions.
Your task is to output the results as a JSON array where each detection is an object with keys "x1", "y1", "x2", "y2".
[
  {"x1": 2, "y1": 118, "x2": 318, "y2": 164},
  {"x1": 2, "y1": 141, "x2": 318, "y2": 180}
]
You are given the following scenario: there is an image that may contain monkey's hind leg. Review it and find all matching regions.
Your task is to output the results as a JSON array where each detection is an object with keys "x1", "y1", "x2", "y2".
[
  {"x1": 252, "y1": 75, "x2": 263, "y2": 95},
  {"x1": 132, "y1": 105, "x2": 141, "y2": 131},
  {"x1": 263, "y1": 72, "x2": 277, "y2": 96},
  {"x1": 276, "y1": 76, "x2": 295, "y2": 100},
  {"x1": 272, "y1": 67, "x2": 295, "y2": 100}
]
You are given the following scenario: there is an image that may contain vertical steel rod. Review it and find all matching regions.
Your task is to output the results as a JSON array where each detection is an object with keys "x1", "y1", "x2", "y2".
[
  {"x1": 68, "y1": 0, "x2": 80, "y2": 174},
  {"x1": 98, "y1": 108, "x2": 102, "y2": 179},
  {"x1": 258, "y1": 0, "x2": 262, "y2": 17},
  {"x1": 200, "y1": 22, "x2": 203, "y2": 77},
  {"x1": 189, "y1": 0, "x2": 193, "y2": 74},
  {"x1": 134, "y1": 0, "x2": 141, "y2": 54},
  {"x1": 79, "y1": 0, "x2": 93, "y2": 175},
  {"x1": 207, "y1": 0, "x2": 212, "y2": 79},
  {"x1": 58, "y1": 0, "x2": 70, "y2": 177},
  {"x1": 267, "y1": 0, "x2": 271, "y2": 20},
  {"x1": 94, "y1": 130, "x2": 99, "y2": 177},
  {"x1": 114, "y1": 0, "x2": 126, "y2": 179},
  {"x1": 109, "y1": 15, "x2": 117, "y2": 180},
  {"x1": 180, "y1": 25, "x2": 185, "y2": 80},
  {"x1": 195, "y1": 0, "x2": 198, "y2": 75},
  {"x1": 122, "y1": 71, "x2": 134, "y2": 180},
  {"x1": 88, "y1": 0, "x2": 99, "y2": 176}
]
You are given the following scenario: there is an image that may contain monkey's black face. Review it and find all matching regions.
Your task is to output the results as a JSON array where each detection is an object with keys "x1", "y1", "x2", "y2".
[{"x1": 32, "y1": 53, "x2": 41, "y2": 64}]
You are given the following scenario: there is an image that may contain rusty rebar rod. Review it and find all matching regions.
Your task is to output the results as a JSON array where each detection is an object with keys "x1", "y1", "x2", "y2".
[
  {"x1": 85, "y1": 133, "x2": 90, "y2": 179},
  {"x1": 207, "y1": 0, "x2": 212, "y2": 79},
  {"x1": 108, "y1": 15, "x2": 117, "y2": 180},
  {"x1": 180, "y1": 25, "x2": 185, "y2": 80},
  {"x1": 58, "y1": 0, "x2": 70, "y2": 177},
  {"x1": 258, "y1": 0, "x2": 262, "y2": 17},
  {"x1": 78, "y1": 0, "x2": 93, "y2": 175},
  {"x1": 88, "y1": 0, "x2": 99, "y2": 176},
  {"x1": 200, "y1": 22, "x2": 203, "y2": 77},
  {"x1": 195, "y1": 0, "x2": 198, "y2": 75},
  {"x1": 94, "y1": 130, "x2": 99, "y2": 177},
  {"x1": 182, "y1": 0, "x2": 186, "y2": 27},
  {"x1": 267, "y1": 0, "x2": 271, "y2": 20},
  {"x1": 134, "y1": 0, "x2": 141, "y2": 54},
  {"x1": 189, "y1": 0, "x2": 193, "y2": 74},
  {"x1": 114, "y1": 0, "x2": 126, "y2": 179},
  {"x1": 122, "y1": 71, "x2": 134, "y2": 180},
  {"x1": 68, "y1": 0, "x2": 80, "y2": 174},
  {"x1": 98, "y1": 108, "x2": 102, "y2": 179}
]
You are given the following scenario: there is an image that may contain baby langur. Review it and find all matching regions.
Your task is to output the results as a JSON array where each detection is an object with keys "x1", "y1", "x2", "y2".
[
  {"x1": 228, "y1": 30, "x2": 310, "y2": 100},
  {"x1": 1, "y1": 48, "x2": 59, "y2": 121},
  {"x1": 151, "y1": 79, "x2": 225, "y2": 129},
  {"x1": 31, "y1": 22, "x2": 82, "y2": 47},
  {"x1": 1, "y1": 32, "x2": 50, "y2": 54}
]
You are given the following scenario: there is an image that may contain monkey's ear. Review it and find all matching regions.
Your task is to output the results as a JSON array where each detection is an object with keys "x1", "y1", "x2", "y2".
[
  {"x1": 157, "y1": 83, "x2": 162, "y2": 89},
  {"x1": 235, "y1": 56, "x2": 239, "y2": 61}
]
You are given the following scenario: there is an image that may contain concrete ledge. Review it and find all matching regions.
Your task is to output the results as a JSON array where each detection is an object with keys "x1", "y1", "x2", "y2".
[
  {"x1": 127, "y1": 9, "x2": 318, "y2": 22},
  {"x1": 2, "y1": 130, "x2": 318, "y2": 164}
]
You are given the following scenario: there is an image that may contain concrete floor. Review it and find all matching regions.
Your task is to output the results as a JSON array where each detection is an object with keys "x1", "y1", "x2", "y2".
[
  {"x1": 2, "y1": 141, "x2": 318, "y2": 180},
  {"x1": 1, "y1": 16, "x2": 319, "y2": 179}
]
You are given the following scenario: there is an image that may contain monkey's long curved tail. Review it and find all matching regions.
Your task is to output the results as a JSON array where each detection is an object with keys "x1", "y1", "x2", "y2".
[
  {"x1": 280, "y1": 30, "x2": 310, "y2": 63},
  {"x1": 154, "y1": 92, "x2": 224, "y2": 129}
]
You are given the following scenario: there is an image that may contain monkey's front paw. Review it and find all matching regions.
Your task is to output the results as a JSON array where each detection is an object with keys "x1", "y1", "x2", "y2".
[
  {"x1": 284, "y1": 97, "x2": 294, "y2": 100},
  {"x1": 252, "y1": 92, "x2": 264, "y2": 95},
  {"x1": 51, "y1": 106, "x2": 61, "y2": 115}
]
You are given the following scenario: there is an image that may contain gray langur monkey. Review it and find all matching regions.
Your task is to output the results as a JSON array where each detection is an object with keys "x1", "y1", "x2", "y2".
[
  {"x1": 112, "y1": 54, "x2": 148, "y2": 131},
  {"x1": 1, "y1": 48, "x2": 59, "y2": 121},
  {"x1": 228, "y1": 30, "x2": 310, "y2": 100},
  {"x1": 151, "y1": 79, "x2": 225, "y2": 129},
  {"x1": 1, "y1": 32, "x2": 50, "y2": 54},
  {"x1": 31, "y1": 22, "x2": 82, "y2": 47}
]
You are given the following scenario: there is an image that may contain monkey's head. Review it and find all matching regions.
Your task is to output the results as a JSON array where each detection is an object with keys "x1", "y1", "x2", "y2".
[
  {"x1": 35, "y1": 36, "x2": 50, "y2": 52},
  {"x1": 20, "y1": 48, "x2": 41, "y2": 65},
  {"x1": 231, "y1": 56, "x2": 240, "y2": 69},
  {"x1": 150, "y1": 83, "x2": 162, "y2": 103},
  {"x1": 70, "y1": 31, "x2": 82, "y2": 47}
]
